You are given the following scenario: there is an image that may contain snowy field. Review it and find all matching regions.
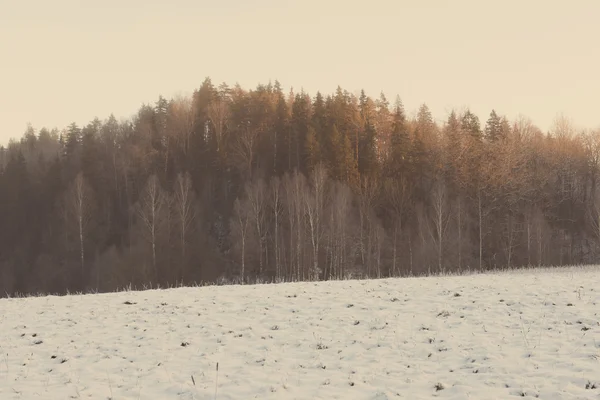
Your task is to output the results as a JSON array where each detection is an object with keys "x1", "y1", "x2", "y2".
[{"x1": 1, "y1": 267, "x2": 600, "y2": 399}]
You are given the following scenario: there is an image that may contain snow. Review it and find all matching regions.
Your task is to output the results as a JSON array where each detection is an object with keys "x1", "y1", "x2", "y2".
[{"x1": 1, "y1": 266, "x2": 600, "y2": 399}]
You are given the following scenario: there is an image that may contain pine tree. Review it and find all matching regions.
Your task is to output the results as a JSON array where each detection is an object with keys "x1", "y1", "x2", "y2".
[
  {"x1": 305, "y1": 126, "x2": 320, "y2": 172},
  {"x1": 387, "y1": 97, "x2": 410, "y2": 178},
  {"x1": 374, "y1": 92, "x2": 391, "y2": 159},
  {"x1": 411, "y1": 104, "x2": 435, "y2": 195},
  {"x1": 2, "y1": 150, "x2": 34, "y2": 292},
  {"x1": 326, "y1": 124, "x2": 355, "y2": 184},
  {"x1": 461, "y1": 109, "x2": 482, "y2": 140},
  {"x1": 311, "y1": 92, "x2": 327, "y2": 148},
  {"x1": 63, "y1": 122, "x2": 81, "y2": 168},
  {"x1": 359, "y1": 120, "x2": 378, "y2": 178},
  {"x1": 274, "y1": 92, "x2": 290, "y2": 175},
  {"x1": 0, "y1": 146, "x2": 5, "y2": 174},
  {"x1": 290, "y1": 92, "x2": 311, "y2": 173},
  {"x1": 484, "y1": 110, "x2": 503, "y2": 142}
]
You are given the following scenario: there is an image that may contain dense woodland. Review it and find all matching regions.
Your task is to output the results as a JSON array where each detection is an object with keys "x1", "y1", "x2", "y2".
[{"x1": 1, "y1": 78, "x2": 599, "y2": 296}]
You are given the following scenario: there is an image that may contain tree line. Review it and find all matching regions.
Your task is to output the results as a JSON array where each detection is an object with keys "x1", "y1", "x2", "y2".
[{"x1": 1, "y1": 78, "x2": 599, "y2": 296}]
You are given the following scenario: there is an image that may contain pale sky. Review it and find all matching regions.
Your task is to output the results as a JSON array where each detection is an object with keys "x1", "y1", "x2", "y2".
[{"x1": 1, "y1": 0, "x2": 599, "y2": 145}]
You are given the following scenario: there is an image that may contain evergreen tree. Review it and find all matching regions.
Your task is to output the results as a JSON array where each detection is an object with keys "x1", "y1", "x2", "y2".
[
  {"x1": 326, "y1": 124, "x2": 355, "y2": 183},
  {"x1": 461, "y1": 109, "x2": 482, "y2": 140},
  {"x1": 386, "y1": 97, "x2": 410, "y2": 178},
  {"x1": 290, "y1": 92, "x2": 311, "y2": 173},
  {"x1": 63, "y1": 122, "x2": 82, "y2": 169},
  {"x1": 1, "y1": 77, "x2": 598, "y2": 295},
  {"x1": 311, "y1": 92, "x2": 327, "y2": 148},
  {"x1": 484, "y1": 110, "x2": 503, "y2": 142},
  {"x1": 359, "y1": 120, "x2": 378, "y2": 178},
  {"x1": 304, "y1": 126, "x2": 320, "y2": 172},
  {"x1": 2, "y1": 150, "x2": 34, "y2": 292},
  {"x1": 444, "y1": 110, "x2": 462, "y2": 183},
  {"x1": 274, "y1": 92, "x2": 290, "y2": 175}
]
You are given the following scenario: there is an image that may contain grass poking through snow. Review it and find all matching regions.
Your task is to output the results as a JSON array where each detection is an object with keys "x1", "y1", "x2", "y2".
[{"x1": 1, "y1": 266, "x2": 600, "y2": 399}]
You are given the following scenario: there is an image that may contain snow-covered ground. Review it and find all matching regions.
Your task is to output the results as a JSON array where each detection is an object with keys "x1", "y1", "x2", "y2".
[{"x1": 1, "y1": 267, "x2": 600, "y2": 399}]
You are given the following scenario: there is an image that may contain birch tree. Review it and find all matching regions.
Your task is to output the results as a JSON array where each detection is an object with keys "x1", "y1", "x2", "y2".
[
  {"x1": 245, "y1": 178, "x2": 267, "y2": 277},
  {"x1": 304, "y1": 163, "x2": 327, "y2": 280},
  {"x1": 357, "y1": 175, "x2": 380, "y2": 277},
  {"x1": 137, "y1": 174, "x2": 165, "y2": 282},
  {"x1": 207, "y1": 85, "x2": 231, "y2": 154},
  {"x1": 233, "y1": 125, "x2": 259, "y2": 179},
  {"x1": 326, "y1": 182, "x2": 352, "y2": 280},
  {"x1": 270, "y1": 177, "x2": 283, "y2": 280},
  {"x1": 428, "y1": 177, "x2": 451, "y2": 273},
  {"x1": 232, "y1": 198, "x2": 250, "y2": 283},
  {"x1": 169, "y1": 95, "x2": 196, "y2": 157},
  {"x1": 65, "y1": 172, "x2": 94, "y2": 286},
  {"x1": 383, "y1": 176, "x2": 412, "y2": 276},
  {"x1": 284, "y1": 172, "x2": 307, "y2": 280},
  {"x1": 174, "y1": 172, "x2": 196, "y2": 281}
]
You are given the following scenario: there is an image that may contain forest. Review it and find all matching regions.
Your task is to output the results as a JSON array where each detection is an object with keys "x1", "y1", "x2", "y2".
[{"x1": 1, "y1": 78, "x2": 599, "y2": 296}]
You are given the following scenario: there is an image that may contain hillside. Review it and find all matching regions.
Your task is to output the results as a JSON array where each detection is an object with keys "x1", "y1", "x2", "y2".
[{"x1": 1, "y1": 266, "x2": 599, "y2": 399}]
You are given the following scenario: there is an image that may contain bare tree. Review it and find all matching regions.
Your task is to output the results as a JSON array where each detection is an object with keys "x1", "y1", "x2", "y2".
[
  {"x1": 512, "y1": 115, "x2": 542, "y2": 142},
  {"x1": 326, "y1": 182, "x2": 352, "y2": 280},
  {"x1": 136, "y1": 175, "x2": 166, "y2": 282},
  {"x1": 427, "y1": 177, "x2": 451, "y2": 273},
  {"x1": 163, "y1": 192, "x2": 174, "y2": 282},
  {"x1": 581, "y1": 130, "x2": 600, "y2": 260},
  {"x1": 414, "y1": 202, "x2": 431, "y2": 273},
  {"x1": 232, "y1": 198, "x2": 250, "y2": 283},
  {"x1": 523, "y1": 206, "x2": 548, "y2": 267},
  {"x1": 500, "y1": 213, "x2": 522, "y2": 268},
  {"x1": 550, "y1": 114, "x2": 577, "y2": 140},
  {"x1": 383, "y1": 176, "x2": 412, "y2": 276},
  {"x1": 584, "y1": 129, "x2": 600, "y2": 195},
  {"x1": 304, "y1": 163, "x2": 327, "y2": 280},
  {"x1": 233, "y1": 125, "x2": 259, "y2": 179},
  {"x1": 464, "y1": 138, "x2": 495, "y2": 271},
  {"x1": 173, "y1": 172, "x2": 196, "y2": 281},
  {"x1": 284, "y1": 172, "x2": 307, "y2": 280},
  {"x1": 357, "y1": 175, "x2": 380, "y2": 277},
  {"x1": 207, "y1": 88, "x2": 231, "y2": 154},
  {"x1": 169, "y1": 95, "x2": 196, "y2": 157},
  {"x1": 373, "y1": 223, "x2": 385, "y2": 278},
  {"x1": 270, "y1": 177, "x2": 283, "y2": 281},
  {"x1": 65, "y1": 172, "x2": 94, "y2": 286},
  {"x1": 245, "y1": 178, "x2": 267, "y2": 277},
  {"x1": 495, "y1": 132, "x2": 531, "y2": 268},
  {"x1": 283, "y1": 173, "x2": 297, "y2": 281}
]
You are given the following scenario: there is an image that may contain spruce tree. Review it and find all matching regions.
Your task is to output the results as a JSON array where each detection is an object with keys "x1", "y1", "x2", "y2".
[
  {"x1": 484, "y1": 110, "x2": 502, "y2": 142},
  {"x1": 461, "y1": 109, "x2": 482, "y2": 140}
]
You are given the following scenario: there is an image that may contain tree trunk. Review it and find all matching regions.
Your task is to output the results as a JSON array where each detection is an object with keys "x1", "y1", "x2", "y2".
[
  {"x1": 478, "y1": 189, "x2": 483, "y2": 270},
  {"x1": 392, "y1": 223, "x2": 397, "y2": 276},
  {"x1": 79, "y1": 212, "x2": 84, "y2": 285},
  {"x1": 457, "y1": 197, "x2": 462, "y2": 271}
]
